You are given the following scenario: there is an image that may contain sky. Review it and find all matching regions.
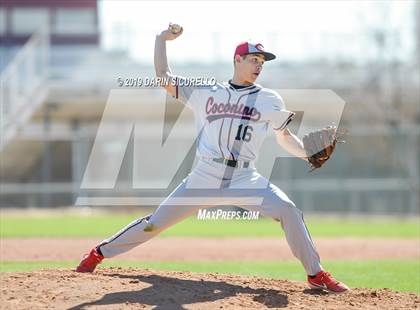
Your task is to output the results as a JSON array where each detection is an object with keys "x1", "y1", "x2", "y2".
[{"x1": 99, "y1": 0, "x2": 417, "y2": 64}]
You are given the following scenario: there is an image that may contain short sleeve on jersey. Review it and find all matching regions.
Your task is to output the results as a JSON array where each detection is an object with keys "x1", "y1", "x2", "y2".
[
  {"x1": 271, "y1": 91, "x2": 286, "y2": 112},
  {"x1": 271, "y1": 111, "x2": 295, "y2": 130},
  {"x1": 173, "y1": 76, "x2": 197, "y2": 107},
  {"x1": 268, "y1": 91, "x2": 295, "y2": 130}
]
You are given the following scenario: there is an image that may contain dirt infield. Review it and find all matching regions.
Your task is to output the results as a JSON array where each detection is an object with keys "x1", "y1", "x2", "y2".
[
  {"x1": 1, "y1": 237, "x2": 419, "y2": 261},
  {"x1": 1, "y1": 268, "x2": 419, "y2": 309}
]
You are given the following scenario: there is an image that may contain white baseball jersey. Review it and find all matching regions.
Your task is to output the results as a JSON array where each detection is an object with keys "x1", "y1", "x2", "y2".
[{"x1": 174, "y1": 78, "x2": 295, "y2": 161}]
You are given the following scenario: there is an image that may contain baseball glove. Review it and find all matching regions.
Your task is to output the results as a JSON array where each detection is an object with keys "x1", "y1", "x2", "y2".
[{"x1": 302, "y1": 125, "x2": 345, "y2": 171}]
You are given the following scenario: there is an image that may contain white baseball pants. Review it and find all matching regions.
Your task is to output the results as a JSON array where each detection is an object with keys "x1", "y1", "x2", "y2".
[{"x1": 98, "y1": 159, "x2": 322, "y2": 275}]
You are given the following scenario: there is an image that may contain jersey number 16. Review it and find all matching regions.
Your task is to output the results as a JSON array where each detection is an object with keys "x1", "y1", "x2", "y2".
[{"x1": 235, "y1": 124, "x2": 253, "y2": 142}]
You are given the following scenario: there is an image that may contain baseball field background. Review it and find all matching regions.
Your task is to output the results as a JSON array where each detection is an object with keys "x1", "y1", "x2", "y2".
[
  {"x1": 1, "y1": 0, "x2": 419, "y2": 309},
  {"x1": 1, "y1": 209, "x2": 419, "y2": 293},
  {"x1": 1, "y1": 208, "x2": 419, "y2": 308}
]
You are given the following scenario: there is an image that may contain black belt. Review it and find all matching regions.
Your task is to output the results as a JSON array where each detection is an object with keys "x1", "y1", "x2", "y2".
[{"x1": 212, "y1": 158, "x2": 250, "y2": 168}]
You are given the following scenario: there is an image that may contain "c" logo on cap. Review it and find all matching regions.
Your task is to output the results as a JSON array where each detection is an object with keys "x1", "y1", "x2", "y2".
[{"x1": 255, "y1": 44, "x2": 264, "y2": 51}]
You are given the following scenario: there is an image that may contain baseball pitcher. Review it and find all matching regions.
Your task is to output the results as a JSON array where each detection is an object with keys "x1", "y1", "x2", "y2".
[{"x1": 76, "y1": 24, "x2": 349, "y2": 293}]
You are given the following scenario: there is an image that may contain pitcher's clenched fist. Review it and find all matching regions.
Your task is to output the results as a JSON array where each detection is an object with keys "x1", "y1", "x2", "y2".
[{"x1": 159, "y1": 23, "x2": 183, "y2": 41}]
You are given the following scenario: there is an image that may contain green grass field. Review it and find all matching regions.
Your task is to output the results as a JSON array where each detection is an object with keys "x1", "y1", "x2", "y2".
[
  {"x1": 1, "y1": 213, "x2": 419, "y2": 293},
  {"x1": 1, "y1": 260, "x2": 418, "y2": 293},
  {"x1": 1, "y1": 214, "x2": 419, "y2": 238}
]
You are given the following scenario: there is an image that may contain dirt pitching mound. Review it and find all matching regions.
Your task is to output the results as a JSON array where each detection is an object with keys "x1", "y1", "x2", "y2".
[{"x1": 1, "y1": 268, "x2": 418, "y2": 309}]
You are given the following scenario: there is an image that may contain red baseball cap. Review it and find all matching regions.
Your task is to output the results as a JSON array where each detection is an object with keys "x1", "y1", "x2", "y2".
[{"x1": 234, "y1": 42, "x2": 276, "y2": 61}]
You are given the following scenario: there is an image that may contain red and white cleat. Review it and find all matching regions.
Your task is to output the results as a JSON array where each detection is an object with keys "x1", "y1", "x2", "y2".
[
  {"x1": 75, "y1": 248, "x2": 104, "y2": 273},
  {"x1": 307, "y1": 270, "x2": 350, "y2": 293}
]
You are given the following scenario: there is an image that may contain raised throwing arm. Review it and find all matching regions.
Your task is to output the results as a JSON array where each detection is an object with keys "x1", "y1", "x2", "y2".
[{"x1": 154, "y1": 25, "x2": 183, "y2": 97}]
